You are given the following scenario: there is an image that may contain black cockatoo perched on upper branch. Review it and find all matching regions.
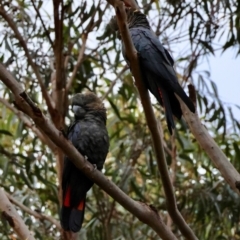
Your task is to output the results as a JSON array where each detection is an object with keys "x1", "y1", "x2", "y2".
[
  {"x1": 61, "y1": 92, "x2": 109, "y2": 232},
  {"x1": 113, "y1": 8, "x2": 195, "y2": 134}
]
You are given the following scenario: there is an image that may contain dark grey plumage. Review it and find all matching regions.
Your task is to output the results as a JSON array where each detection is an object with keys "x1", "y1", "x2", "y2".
[
  {"x1": 116, "y1": 9, "x2": 195, "y2": 134},
  {"x1": 61, "y1": 92, "x2": 109, "y2": 232}
]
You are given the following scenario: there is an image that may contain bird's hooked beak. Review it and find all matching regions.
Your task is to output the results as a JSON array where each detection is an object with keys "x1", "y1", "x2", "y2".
[{"x1": 72, "y1": 105, "x2": 86, "y2": 118}]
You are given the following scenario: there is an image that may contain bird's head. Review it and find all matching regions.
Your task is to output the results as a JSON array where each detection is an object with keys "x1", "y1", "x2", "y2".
[
  {"x1": 108, "y1": 8, "x2": 150, "y2": 37},
  {"x1": 125, "y1": 8, "x2": 150, "y2": 29},
  {"x1": 71, "y1": 92, "x2": 106, "y2": 122}
]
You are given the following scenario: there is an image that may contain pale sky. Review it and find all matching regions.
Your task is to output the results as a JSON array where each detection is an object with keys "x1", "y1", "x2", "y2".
[{"x1": 200, "y1": 49, "x2": 240, "y2": 120}]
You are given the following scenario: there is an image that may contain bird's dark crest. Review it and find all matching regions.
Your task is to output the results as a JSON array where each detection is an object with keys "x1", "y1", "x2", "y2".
[
  {"x1": 108, "y1": 8, "x2": 150, "y2": 36},
  {"x1": 72, "y1": 92, "x2": 107, "y2": 123},
  {"x1": 72, "y1": 92, "x2": 105, "y2": 111},
  {"x1": 125, "y1": 9, "x2": 150, "y2": 30}
]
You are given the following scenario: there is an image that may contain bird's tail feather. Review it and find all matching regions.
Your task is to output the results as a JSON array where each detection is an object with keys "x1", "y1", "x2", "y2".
[
  {"x1": 158, "y1": 87, "x2": 175, "y2": 134},
  {"x1": 175, "y1": 86, "x2": 195, "y2": 113},
  {"x1": 168, "y1": 91, "x2": 182, "y2": 120},
  {"x1": 61, "y1": 187, "x2": 86, "y2": 232}
]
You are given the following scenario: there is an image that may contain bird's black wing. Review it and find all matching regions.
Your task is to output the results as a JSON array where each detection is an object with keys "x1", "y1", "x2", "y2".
[
  {"x1": 72, "y1": 119, "x2": 109, "y2": 169},
  {"x1": 61, "y1": 118, "x2": 109, "y2": 232},
  {"x1": 163, "y1": 47, "x2": 174, "y2": 66},
  {"x1": 62, "y1": 119, "x2": 109, "y2": 207},
  {"x1": 130, "y1": 27, "x2": 195, "y2": 113},
  {"x1": 130, "y1": 28, "x2": 179, "y2": 89}
]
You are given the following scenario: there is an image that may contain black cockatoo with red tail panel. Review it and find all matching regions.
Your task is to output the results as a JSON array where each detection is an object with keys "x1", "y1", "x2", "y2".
[
  {"x1": 61, "y1": 92, "x2": 109, "y2": 232},
  {"x1": 118, "y1": 8, "x2": 195, "y2": 134}
]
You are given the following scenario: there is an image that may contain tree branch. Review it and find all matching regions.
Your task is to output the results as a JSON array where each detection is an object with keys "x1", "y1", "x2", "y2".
[
  {"x1": 0, "y1": 189, "x2": 35, "y2": 240},
  {"x1": 107, "y1": 1, "x2": 198, "y2": 239},
  {"x1": 167, "y1": 133, "x2": 177, "y2": 229},
  {"x1": 0, "y1": 63, "x2": 177, "y2": 240},
  {"x1": 5, "y1": 192, "x2": 61, "y2": 230},
  {"x1": 177, "y1": 85, "x2": 240, "y2": 194},
  {"x1": 51, "y1": 4, "x2": 67, "y2": 233},
  {"x1": 53, "y1": 0, "x2": 66, "y2": 127}
]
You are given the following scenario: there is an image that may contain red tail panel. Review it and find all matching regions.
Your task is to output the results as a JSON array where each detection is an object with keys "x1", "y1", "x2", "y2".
[
  {"x1": 77, "y1": 199, "x2": 85, "y2": 210},
  {"x1": 63, "y1": 187, "x2": 85, "y2": 210},
  {"x1": 64, "y1": 187, "x2": 71, "y2": 207}
]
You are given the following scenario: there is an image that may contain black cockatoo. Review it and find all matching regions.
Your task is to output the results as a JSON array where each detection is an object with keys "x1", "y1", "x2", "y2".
[
  {"x1": 114, "y1": 8, "x2": 195, "y2": 134},
  {"x1": 61, "y1": 92, "x2": 109, "y2": 232}
]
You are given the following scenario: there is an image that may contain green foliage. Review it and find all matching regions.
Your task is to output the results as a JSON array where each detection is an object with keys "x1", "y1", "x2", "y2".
[{"x1": 0, "y1": 0, "x2": 239, "y2": 239}]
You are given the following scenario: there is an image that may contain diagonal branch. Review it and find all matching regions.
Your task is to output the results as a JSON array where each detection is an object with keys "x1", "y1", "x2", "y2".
[
  {"x1": 5, "y1": 192, "x2": 61, "y2": 230},
  {"x1": 177, "y1": 86, "x2": 240, "y2": 194},
  {"x1": 107, "y1": 1, "x2": 198, "y2": 239},
  {"x1": 0, "y1": 63, "x2": 177, "y2": 240},
  {"x1": 0, "y1": 189, "x2": 35, "y2": 240},
  {"x1": 0, "y1": 5, "x2": 55, "y2": 118}
]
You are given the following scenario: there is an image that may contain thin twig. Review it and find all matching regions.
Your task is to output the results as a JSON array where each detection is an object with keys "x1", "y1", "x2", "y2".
[
  {"x1": 5, "y1": 192, "x2": 61, "y2": 230},
  {"x1": 30, "y1": 0, "x2": 54, "y2": 47}
]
